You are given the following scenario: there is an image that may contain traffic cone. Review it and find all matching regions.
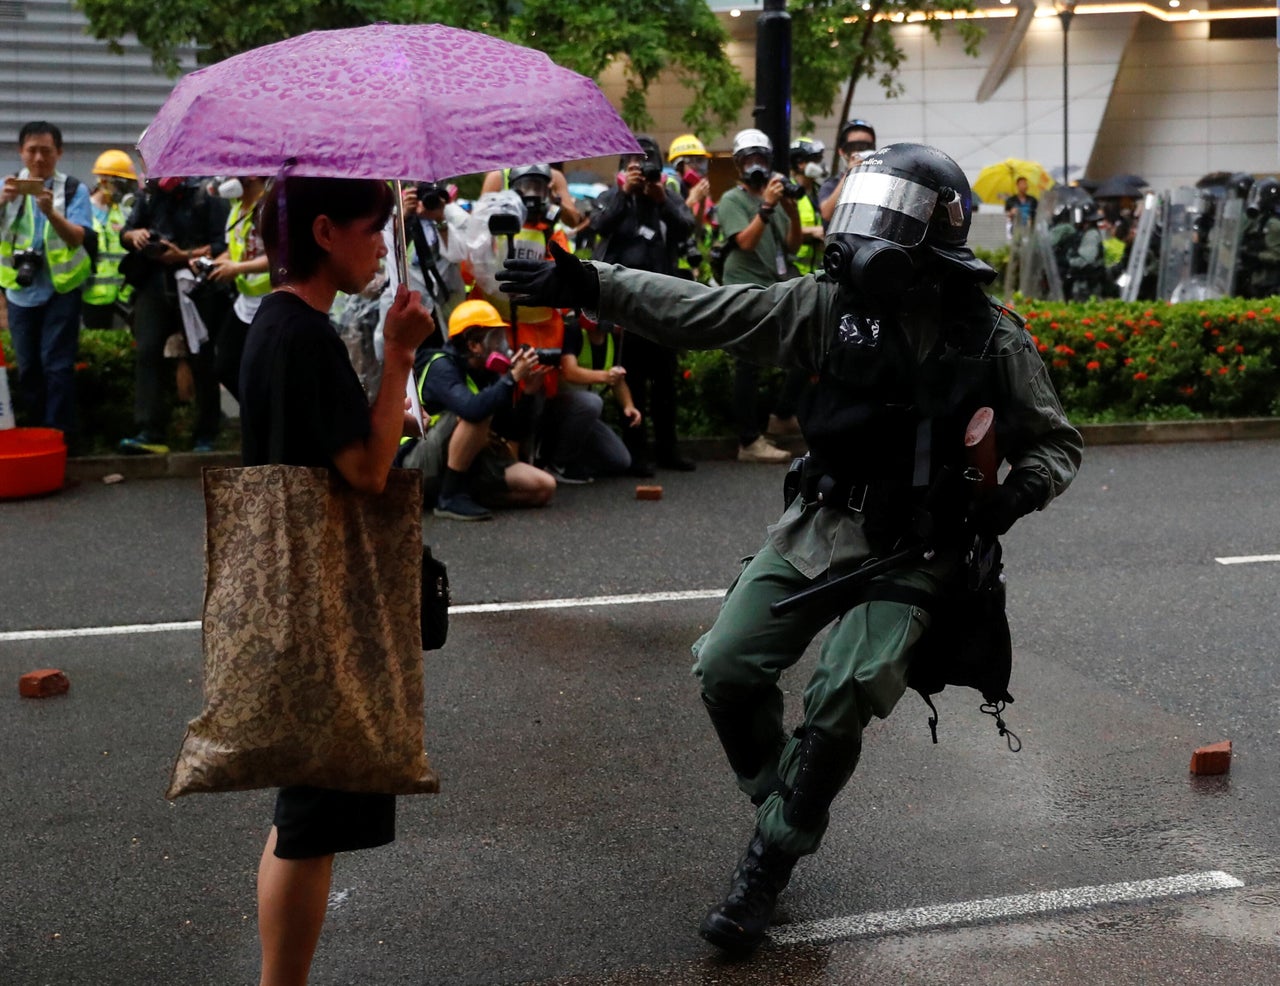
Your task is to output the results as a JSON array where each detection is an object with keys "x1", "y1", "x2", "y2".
[{"x1": 0, "y1": 336, "x2": 16, "y2": 430}]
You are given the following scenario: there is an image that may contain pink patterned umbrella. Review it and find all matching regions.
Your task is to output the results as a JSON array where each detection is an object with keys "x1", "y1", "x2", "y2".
[{"x1": 138, "y1": 22, "x2": 639, "y2": 180}]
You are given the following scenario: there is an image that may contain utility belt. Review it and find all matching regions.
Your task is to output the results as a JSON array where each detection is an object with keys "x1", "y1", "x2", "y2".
[{"x1": 785, "y1": 454, "x2": 913, "y2": 518}]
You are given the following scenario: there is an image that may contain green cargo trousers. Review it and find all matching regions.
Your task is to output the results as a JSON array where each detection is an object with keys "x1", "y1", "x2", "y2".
[{"x1": 692, "y1": 540, "x2": 943, "y2": 857}]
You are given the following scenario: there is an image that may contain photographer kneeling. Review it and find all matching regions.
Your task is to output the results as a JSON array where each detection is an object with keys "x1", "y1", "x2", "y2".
[{"x1": 399, "y1": 300, "x2": 555, "y2": 521}]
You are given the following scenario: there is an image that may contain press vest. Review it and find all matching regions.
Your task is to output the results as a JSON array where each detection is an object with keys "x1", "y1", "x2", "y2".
[
  {"x1": 83, "y1": 202, "x2": 129, "y2": 306},
  {"x1": 577, "y1": 330, "x2": 615, "y2": 373},
  {"x1": 227, "y1": 199, "x2": 271, "y2": 297},
  {"x1": 793, "y1": 191, "x2": 821, "y2": 276},
  {"x1": 0, "y1": 173, "x2": 92, "y2": 293}
]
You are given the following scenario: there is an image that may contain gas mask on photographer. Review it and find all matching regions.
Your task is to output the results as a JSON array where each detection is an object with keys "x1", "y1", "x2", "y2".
[
  {"x1": 804, "y1": 161, "x2": 829, "y2": 181},
  {"x1": 823, "y1": 143, "x2": 993, "y2": 301},
  {"x1": 508, "y1": 164, "x2": 558, "y2": 225},
  {"x1": 732, "y1": 128, "x2": 775, "y2": 194},
  {"x1": 741, "y1": 164, "x2": 771, "y2": 191}
]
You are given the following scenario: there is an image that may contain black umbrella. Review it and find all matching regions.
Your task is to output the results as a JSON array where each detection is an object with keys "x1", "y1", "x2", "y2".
[{"x1": 1094, "y1": 173, "x2": 1148, "y2": 198}]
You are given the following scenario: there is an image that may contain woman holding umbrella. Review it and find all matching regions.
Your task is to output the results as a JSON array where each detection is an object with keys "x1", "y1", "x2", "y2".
[{"x1": 239, "y1": 176, "x2": 434, "y2": 986}]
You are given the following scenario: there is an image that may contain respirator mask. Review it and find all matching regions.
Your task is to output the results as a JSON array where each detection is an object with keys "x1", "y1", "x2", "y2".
[
  {"x1": 804, "y1": 161, "x2": 828, "y2": 181},
  {"x1": 822, "y1": 170, "x2": 946, "y2": 300},
  {"x1": 217, "y1": 177, "x2": 244, "y2": 200},
  {"x1": 741, "y1": 164, "x2": 771, "y2": 191}
]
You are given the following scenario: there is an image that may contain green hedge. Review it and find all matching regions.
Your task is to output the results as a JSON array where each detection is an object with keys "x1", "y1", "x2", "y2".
[
  {"x1": 6, "y1": 294, "x2": 1280, "y2": 454},
  {"x1": 672, "y1": 294, "x2": 1280, "y2": 435},
  {"x1": 1, "y1": 327, "x2": 211, "y2": 455}
]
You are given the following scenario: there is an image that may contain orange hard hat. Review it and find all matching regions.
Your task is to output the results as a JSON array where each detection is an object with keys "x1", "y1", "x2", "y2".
[{"x1": 447, "y1": 299, "x2": 509, "y2": 339}]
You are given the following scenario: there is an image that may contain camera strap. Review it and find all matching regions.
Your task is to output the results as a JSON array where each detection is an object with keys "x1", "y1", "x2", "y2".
[{"x1": 407, "y1": 215, "x2": 447, "y2": 303}]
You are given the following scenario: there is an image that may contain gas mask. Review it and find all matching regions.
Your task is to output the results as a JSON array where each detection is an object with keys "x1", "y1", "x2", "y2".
[
  {"x1": 513, "y1": 181, "x2": 558, "y2": 224},
  {"x1": 803, "y1": 161, "x2": 828, "y2": 181},
  {"x1": 822, "y1": 169, "x2": 946, "y2": 300},
  {"x1": 741, "y1": 164, "x2": 771, "y2": 191},
  {"x1": 217, "y1": 177, "x2": 245, "y2": 200},
  {"x1": 472, "y1": 326, "x2": 514, "y2": 374}
]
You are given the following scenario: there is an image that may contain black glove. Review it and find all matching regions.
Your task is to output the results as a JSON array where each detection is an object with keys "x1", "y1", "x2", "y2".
[
  {"x1": 970, "y1": 470, "x2": 1046, "y2": 538},
  {"x1": 497, "y1": 239, "x2": 600, "y2": 311}
]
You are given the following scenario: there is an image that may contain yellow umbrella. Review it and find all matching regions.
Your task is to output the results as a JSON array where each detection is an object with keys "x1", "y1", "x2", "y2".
[{"x1": 972, "y1": 159, "x2": 1055, "y2": 205}]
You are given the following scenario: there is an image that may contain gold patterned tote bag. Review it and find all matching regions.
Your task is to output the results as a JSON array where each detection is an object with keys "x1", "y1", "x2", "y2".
[{"x1": 165, "y1": 466, "x2": 439, "y2": 798}]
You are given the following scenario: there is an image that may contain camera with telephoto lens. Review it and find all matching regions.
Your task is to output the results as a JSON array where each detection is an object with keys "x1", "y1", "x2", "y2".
[
  {"x1": 13, "y1": 249, "x2": 43, "y2": 288},
  {"x1": 782, "y1": 179, "x2": 805, "y2": 199},
  {"x1": 641, "y1": 162, "x2": 663, "y2": 184},
  {"x1": 518, "y1": 345, "x2": 562, "y2": 366},
  {"x1": 415, "y1": 181, "x2": 445, "y2": 211}
]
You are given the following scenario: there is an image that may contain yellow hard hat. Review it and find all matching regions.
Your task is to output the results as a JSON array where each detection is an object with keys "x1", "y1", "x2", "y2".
[
  {"x1": 668, "y1": 134, "x2": 709, "y2": 162},
  {"x1": 93, "y1": 149, "x2": 137, "y2": 181},
  {"x1": 448, "y1": 299, "x2": 509, "y2": 339}
]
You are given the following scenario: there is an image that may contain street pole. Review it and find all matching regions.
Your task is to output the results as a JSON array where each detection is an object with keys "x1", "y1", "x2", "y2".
[
  {"x1": 755, "y1": 0, "x2": 792, "y2": 177},
  {"x1": 1059, "y1": 1, "x2": 1076, "y2": 185}
]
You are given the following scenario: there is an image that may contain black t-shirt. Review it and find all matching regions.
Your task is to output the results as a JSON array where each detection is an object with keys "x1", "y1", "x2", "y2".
[{"x1": 239, "y1": 292, "x2": 371, "y2": 467}]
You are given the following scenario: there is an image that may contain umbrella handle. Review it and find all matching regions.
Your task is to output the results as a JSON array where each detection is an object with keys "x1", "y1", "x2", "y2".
[{"x1": 393, "y1": 178, "x2": 410, "y2": 290}]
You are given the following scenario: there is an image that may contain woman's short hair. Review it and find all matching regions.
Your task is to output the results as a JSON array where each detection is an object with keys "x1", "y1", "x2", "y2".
[{"x1": 258, "y1": 176, "x2": 394, "y2": 284}]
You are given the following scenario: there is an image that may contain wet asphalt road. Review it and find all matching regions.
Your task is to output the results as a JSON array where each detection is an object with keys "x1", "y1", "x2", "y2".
[{"x1": 2, "y1": 442, "x2": 1279, "y2": 985}]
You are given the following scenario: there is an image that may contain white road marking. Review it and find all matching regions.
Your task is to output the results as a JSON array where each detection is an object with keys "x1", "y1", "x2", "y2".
[
  {"x1": 1215, "y1": 554, "x2": 1280, "y2": 565},
  {"x1": 0, "y1": 588, "x2": 726, "y2": 643},
  {"x1": 768, "y1": 870, "x2": 1244, "y2": 947}
]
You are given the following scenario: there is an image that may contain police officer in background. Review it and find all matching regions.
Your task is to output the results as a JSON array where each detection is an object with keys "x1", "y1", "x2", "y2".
[
  {"x1": 590, "y1": 134, "x2": 697, "y2": 474},
  {"x1": 1240, "y1": 177, "x2": 1280, "y2": 299},
  {"x1": 499, "y1": 143, "x2": 1082, "y2": 955}
]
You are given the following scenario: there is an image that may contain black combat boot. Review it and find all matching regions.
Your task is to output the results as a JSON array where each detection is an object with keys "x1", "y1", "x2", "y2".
[{"x1": 698, "y1": 828, "x2": 798, "y2": 953}]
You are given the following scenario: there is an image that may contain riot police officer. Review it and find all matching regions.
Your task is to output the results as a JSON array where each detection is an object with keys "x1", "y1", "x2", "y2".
[
  {"x1": 498, "y1": 143, "x2": 1082, "y2": 954},
  {"x1": 1240, "y1": 178, "x2": 1280, "y2": 299}
]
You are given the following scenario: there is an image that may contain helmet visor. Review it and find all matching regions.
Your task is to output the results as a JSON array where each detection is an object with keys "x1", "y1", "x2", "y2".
[{"x1": 827, "y1": 171, "x2": 938, "y2": 248}]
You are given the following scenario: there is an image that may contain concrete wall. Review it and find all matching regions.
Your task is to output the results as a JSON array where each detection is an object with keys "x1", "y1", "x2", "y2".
[{"x1": 1091, "y1": 18, "x2": 1279, "y2": 189}]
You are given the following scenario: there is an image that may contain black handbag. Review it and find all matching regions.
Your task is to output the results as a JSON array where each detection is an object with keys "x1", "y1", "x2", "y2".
[{"x1": 421, "y1": 546, "x2": 450, "y2": 651}]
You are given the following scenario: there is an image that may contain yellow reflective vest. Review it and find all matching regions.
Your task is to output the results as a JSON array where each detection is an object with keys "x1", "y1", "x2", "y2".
[
  {"x1": 793, "y1": 191, "x2": 821, "y2": 276},
  {"x1": 0, "y1": 173, "x2": 92, "y2": 293},
  {"x1": 227, "y1": 199, "x2": 271, "y2": 297},
  {"x1": 82, "y1": 202, "x2": 129, "y2": 306}
]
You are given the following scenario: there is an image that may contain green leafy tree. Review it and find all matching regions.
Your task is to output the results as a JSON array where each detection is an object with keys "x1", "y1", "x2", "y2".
[
  {"x1": 789, "y1": 0, "x2": 985, "y2": 150},
  {"x1": 74, "y1": 0, "x2": 750, "y2": 137}
]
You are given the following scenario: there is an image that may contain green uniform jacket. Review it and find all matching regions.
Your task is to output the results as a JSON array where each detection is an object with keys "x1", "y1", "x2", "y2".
[{"x1": 593, "y1": 264, "x2": 1083, "y2": 578}]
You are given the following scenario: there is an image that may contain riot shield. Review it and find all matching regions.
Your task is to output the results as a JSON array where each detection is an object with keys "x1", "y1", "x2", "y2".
[
  {"x1": 1019, "y1": 186, "x2": 1080, "y2": 300},
  {"x1": 1205, "y1": 188, "x2": 1248, "y2": 298},
  {"x1": 1158, "y1": 187, "x2": 1215, "y2": 302},
  {"x1": 1120, "y1": 191, "x2": 1161, "y2": 302}
]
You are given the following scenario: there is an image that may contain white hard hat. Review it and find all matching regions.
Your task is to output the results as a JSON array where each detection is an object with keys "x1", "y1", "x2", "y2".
[{"x1": 732, "y1": 128, "x2": 773, "y2": 159}]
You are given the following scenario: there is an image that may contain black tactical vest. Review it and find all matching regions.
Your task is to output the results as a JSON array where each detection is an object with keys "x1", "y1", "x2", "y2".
[{"x1": 799, "y1": 287, "x2": 1011, "y2": 496}]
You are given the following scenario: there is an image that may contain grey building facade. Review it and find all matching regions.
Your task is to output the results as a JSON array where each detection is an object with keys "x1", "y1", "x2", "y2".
[{"x1": 1, "y1": 0, "x2": 193, "y2": 181}]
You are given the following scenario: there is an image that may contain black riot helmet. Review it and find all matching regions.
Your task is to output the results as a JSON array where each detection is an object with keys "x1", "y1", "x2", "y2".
[
  {"x1": 1245, "y1": 178, "x2": 1280, "y2": 219},
  {"x1": 823, "y1": 143, "x2": 994, "y2": 298},
  {"x1": 1227, "y1": 172, "x2": 1255, "y2": 198}
]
